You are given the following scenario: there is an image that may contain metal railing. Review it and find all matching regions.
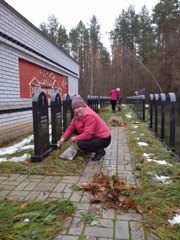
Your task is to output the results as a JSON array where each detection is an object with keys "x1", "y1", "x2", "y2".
[
  {"x1": 126, "y1": 95, "x2": 145, "y2": 121},
  {"x1": 126, "y1": 92, "x2": 179, "y2": 159}
]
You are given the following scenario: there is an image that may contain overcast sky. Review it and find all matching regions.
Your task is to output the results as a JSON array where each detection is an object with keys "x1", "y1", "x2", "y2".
[{"x1": 5, "y1": 0, "x2": 160, "y2": 51}]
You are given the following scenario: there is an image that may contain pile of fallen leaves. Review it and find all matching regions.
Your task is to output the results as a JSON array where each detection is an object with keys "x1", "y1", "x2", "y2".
[
  {"x1": 109, "y1": 119, "x2": 127, "y2": 127},
  {"x1": 81, "y1": 171, "x2": 141, "y2": 212}
]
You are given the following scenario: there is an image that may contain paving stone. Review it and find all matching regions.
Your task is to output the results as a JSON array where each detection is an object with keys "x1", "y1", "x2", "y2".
[
  {"x1": 24, "y1": 178, "x2": 42, "y2": 183},
  {"x1": 33, "y1": 185, "x2": 54, "y2": 192},
  {"x1": 8, "y1": 190, "x2": 29, "y2": 199},
  {"x1": 70, "y1": 191, "x2": 82, "y2": 202},
  {"x1": 15, "y1": 175, "x2": 28, "y2": 182},
  {"x1": 115, "y1": 220, "x2": 129, "y2": 239},
  {"x1": 6, "y1": 174, "x2": 20, "y2": 181},
  {"x1": 130, "y1": 221, "x2": 145, "y2": 240},
  {"x1": 56, "y1": 216, "x2": 72, "y2": 235},
  {"x1": 84, "y1": 226, "x2": 113, "y2": 238},
  {"x1": 54, "y1": 236, "x2": 80, "y2": 240},
  {"x1": 2, "y1": 180, "x2": 20, "y2": 186},
  {"x1": 0, "y1": 190, "x2": 10, "y2": 197},
  {"x1": 125, "y1": 165, "x2": 133, "y2": 171},
  {"x1": 24, "y1": 181, "x2": 41, "y2": 191},
  {"x1": 49, "y1": 192, "x2": 68, "y2": 199},
  {"x1": 51, "y1": 176, "x2": 62, "y2": 183},
  {"x1": 61, "y1": 176, "x2": 80, "y2": 183},
  {"x1": 63, "y1": 184, "x2": 74, "y2": 193},
  {"x1": 27, "y1": 175, "x2": 44, "y2": 179},
  {"x1": 42, "y1": 176, "x2": 54, "y2": 182},
  {"x1": 60, "y1": 192, "x2": 71, "y2": 199},
  {"x1": 54, "y1": 183, "x2": 66, "y2": 192},
  {"x1": 75, "y1": 202, "x2": 90, "y2": 210},
  {"x1": 68, "y1": 217, "x2": 84, "y2": 235},
  {"x1": 102, "y1": 209, "x2": 115, "y2": 219},
  {"x1": 0, "y1": 184, "x2": 17, "y2": 190},
  {"x1": 24, "y1": 191, "x2": 40, "y2": 200},
  {"x1": 116, "y1": 213, "x2": 142, "y2": 221},
  {"x1": 35, "y1": 191, "x2": 50, "y2": 201}
]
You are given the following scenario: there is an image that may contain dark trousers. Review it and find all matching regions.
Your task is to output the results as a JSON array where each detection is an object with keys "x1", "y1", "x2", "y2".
[
  {"x1": 77, "y1": 135, "x2": 111, "y2": 153},
  {"x1": 110, "y1": 100, "x2": 117, "y2": 111}
]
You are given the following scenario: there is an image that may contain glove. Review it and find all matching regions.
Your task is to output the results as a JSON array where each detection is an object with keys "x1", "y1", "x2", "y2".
[{"x1": 57, "y1": 140, "x2": 63, "y2": 148}]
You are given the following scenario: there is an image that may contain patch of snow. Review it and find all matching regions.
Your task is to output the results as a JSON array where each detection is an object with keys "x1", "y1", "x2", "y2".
[
  {"x1": 155, "y1": 174, "x2": 171, "y2": 184},
  {"x1": 132, "y1": 125, "x2": 138, "y2": 128},
  {"x1": 125, "y1": 114, "x2": 132, "y2": 118},
  {"x1": 138, "y1": 142, "x2": 148, "y2": 146},
  {"x1": 146, "y1": 159, "x2": 172, "y2": 166},
  {"x1": 0, "y1": 135, "x2": 33, "y2": 156},
  {"x1": 168, "y1": 214, "x2": 180, "y2": 225},
  {"x1": 0, "y1": 154, "x2": 31, "y2": 163},
  {"x1": 143, "y1": 153, "x2": 152, "y2": 158}
]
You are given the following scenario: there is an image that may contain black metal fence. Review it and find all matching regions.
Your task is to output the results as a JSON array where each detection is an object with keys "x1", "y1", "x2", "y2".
[
  {"x1": 87, "y1": 95, "x2": 109, "y2": 113},
  {"x1": 149, "y1": 93, "x2": 180, "y2": 157},
  {"x1": 126, "y1": 92, "x2": 180, "y2": 158},
  {"x1": 126, "y1": 95, "x2": 145, "y2": 121}
]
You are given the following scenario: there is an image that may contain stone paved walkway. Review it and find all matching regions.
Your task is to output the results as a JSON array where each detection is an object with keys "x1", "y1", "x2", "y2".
[{"x1": 0, "y1": 121, "x2": 155, "y2": 240}]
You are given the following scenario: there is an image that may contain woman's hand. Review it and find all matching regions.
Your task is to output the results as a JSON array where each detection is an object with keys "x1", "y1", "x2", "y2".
[
  {"x1": 57, "y1": 137, "x2": 65, "y2": 147},
  {"x1": 70, "y1": 136, "x2": 76, "y2": 142}
]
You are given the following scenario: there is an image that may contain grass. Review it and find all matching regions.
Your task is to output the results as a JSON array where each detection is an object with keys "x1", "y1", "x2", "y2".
[
  {"x1": 70, "y1": 183, "x2": 81, "y2": 192},
  {"x1": 80, "y1": 211, "x2": 99, "y2": 224},
  {"x1": 0, "y1": 198, "x2": 76, "y2": 240},
  {"x1": 0, "y1": 140, "x2": 88, "y2": 176}
]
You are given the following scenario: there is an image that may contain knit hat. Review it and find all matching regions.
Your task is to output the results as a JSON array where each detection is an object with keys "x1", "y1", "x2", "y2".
[
  {"x1": 71, "y1": 96, "x2": 87, "y2": 109},
  {"x1": 116, "y1": 88, "x2": 120, "y2": 91}
]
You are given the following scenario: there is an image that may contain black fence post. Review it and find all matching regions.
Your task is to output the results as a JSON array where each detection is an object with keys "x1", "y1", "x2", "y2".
[
  {"x1": 149, "y1": 94, "x2": 154, "y2": 129},
  {"x1": 159, "y1": 93, "x2": 166, "y2": 141},
  {"x1": 167, "y1": 93, "x2": 176, "y2": 151},
  {"x1": 95, "y1": 96, "x2": 99, "y2": 113},
  {"x1": 142, "y1": 95, "x2": 145, "y2": 121},
  {"x1": 87, "y1": 95, "x2": 93, "y2": 110},
  {"x1": 154, "y1": 94, "x2": 159, "y2": 135}
]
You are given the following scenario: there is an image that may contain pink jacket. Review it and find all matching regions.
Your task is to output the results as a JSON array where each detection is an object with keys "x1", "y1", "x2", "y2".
[
  {"x1": 62, "y1": 106, "x2": 111, "y2": 141},
  {"x1": 109, "y1": 89, "x2": 120, "y2": 101}
]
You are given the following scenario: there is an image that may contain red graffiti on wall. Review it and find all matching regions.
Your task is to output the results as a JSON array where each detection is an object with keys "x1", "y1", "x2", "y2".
[{"x1": 19, "y1": 59, "x2": 68, "y2": 98}]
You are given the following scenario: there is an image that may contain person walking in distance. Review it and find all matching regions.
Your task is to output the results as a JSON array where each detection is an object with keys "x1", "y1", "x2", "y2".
[
  {"x1": 109, "y1": 88, "x2": 120, "y2": 113},
  {"x1": 57, "y1": 96, "x2": 111, "y2": 161}
]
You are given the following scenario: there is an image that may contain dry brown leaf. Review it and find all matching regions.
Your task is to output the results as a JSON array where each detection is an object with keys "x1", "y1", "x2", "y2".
[
  {"x1": 109, "y1": 119, "x2": 127, "y2": 127},
  {"x1": 123, "y1": 199, "x2": 136, "y2": 210},
  {"x1": 89, "y1": 196, "x2": 102, "y2": 203},
  {"x1": 75, "y1": 221, "x2": 81, "y2": 228},
  {"x1": 90, "y1": 207, "x2": 102, "y2": 215},
  {"x1": 21, "y1": 203, "x2": 29, "y2": 209},
  {"x1": 113, "y1": 178, "x2": 133, "y2": 191},
  {"x1": 136, "y1": 204, "x2": 144, "y2": 213},
  {"x1": 118, "y1": 195, "x2": 127, "y2": 202}
]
